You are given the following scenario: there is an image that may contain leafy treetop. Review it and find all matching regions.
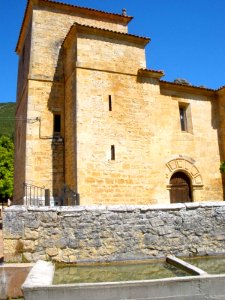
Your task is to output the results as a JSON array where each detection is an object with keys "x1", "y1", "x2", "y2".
[{"x1": 0, "y1": 135, "x2": 14, "y2": 200}]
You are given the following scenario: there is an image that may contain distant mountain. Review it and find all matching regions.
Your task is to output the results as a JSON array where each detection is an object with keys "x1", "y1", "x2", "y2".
[{"x1": 0, "y1": 102, "x2": 16, "y2": 138}]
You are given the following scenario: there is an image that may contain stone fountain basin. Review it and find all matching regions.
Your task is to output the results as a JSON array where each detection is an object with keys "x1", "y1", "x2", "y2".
[{"x1": 22, "y1": 256, "x2": 225, "y2": 300}]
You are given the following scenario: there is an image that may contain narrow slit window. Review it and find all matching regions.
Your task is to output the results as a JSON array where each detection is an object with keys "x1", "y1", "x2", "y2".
[
  {"x1": 54, "y1": 114, "x2": 61, "y2": 134},
  {"x1": 109, "y1": 95, "x2": 112, "y2": 111},
  {"x1": 179, "y1": 106, "x2": 187, "y2": 131},
  {"x1": 111, "y1": 145, "x2": 115, "y2": 160}
]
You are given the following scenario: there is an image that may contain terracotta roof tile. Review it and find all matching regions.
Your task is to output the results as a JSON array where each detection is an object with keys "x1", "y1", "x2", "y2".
[
  {"x1": 16, "y1": 0, "x2": 133, "y2": 53},
  {"x1": 160, "y1": 80, "x2": 215, "y2": 92},
  {"x1": 139, "y1": 68, "x2": 164, "y2": 74},
  {"x1": 217, "y1": 85, "x2": 225, "y2": 91},
  {"x1": 39, "y1": 0, "x2": 133, "y2": 21},
  {"x1": 63, "y1": 22, "x2": 150, "y2": 47},
  {"x1": 138, "y1": 68, "x2": 164, "y2": 79}
]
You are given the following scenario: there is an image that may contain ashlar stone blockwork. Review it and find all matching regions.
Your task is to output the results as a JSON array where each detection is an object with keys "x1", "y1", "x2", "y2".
[{"x1": 14, "y1": 0, "x2": 225, "y2": 205}]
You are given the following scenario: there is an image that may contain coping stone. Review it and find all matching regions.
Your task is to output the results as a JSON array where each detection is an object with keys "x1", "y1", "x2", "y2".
[
  {"x1": 144, "y1": 203, "x2": 185, "y2": 211},
  {"x1": 22, "y1": 260, "x2": 54, "y2": 288},
  {"x1": 4, "y1": 205, "x2": 27, "y2": 212},
  {"x1": 185, "y1": 201, "x2": 225, "y2": 209},
  {"x1": 85, "y1": 205, "x2": 108, "y2": 211},
  {"x1": 5, "y1": 202, "x2": 225, "y2": 215}
]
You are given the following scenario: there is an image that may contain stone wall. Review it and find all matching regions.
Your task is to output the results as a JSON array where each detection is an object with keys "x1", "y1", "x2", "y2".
[
  {"x1": 3, "y1": 202, "x2": 225, "y2": 263},
  {"x1": 71, "y1": 67, "x2": 223, "y2": 204},
  {"x1": 14, "y1": 19, "x2": 31, "y2": 204},
  {"x1": 13, "y1": 92, "x2": 27, "y2": 204},
  {"x1": 31, "y1": 6, "x2": 128, "y2": 81},
  {"x1": 14, "y1": 2, "x2": 130, "y2": 204},
  {"x1": 61, "y1": 22, "x2": 223, "y2": 205},
  {"x1": 14, "y1": 0, "x2": 225, "y2": 205}
]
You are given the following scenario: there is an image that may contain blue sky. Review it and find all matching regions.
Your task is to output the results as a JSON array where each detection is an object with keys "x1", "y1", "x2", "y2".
[{"x1": 1, "y1": 0, "x2": 225, "y2": 103}]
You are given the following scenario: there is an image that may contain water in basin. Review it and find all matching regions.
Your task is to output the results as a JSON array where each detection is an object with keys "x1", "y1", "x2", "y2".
[
  {"x1": 184, "y1": 256, "x2": 225, "y2": 274},
  {"x1": 53, "y1": 260, "x2": 189, "y2": 284}
]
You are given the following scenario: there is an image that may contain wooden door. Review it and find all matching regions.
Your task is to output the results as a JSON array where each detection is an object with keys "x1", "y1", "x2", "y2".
[{"x1": 170, "y1": 172, "x2": 192, "y2": 203}]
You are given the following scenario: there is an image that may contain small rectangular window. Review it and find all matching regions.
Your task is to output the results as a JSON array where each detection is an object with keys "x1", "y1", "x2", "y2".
[
  {"x1": 109, "y1": 95, "x2": 112, "y2": 111},
  {"x1": 54, "y1": 114, "x2": 61, "y2": 134},
  {"x1": 179, "y1": 106, "x2": 187, "y2": 131},
  {"x1": 111, "y1": 145, "x2": 115, "y2": 160}
]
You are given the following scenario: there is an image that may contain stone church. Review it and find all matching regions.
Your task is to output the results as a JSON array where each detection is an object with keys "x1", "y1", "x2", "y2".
[{"x1": 14, "y1": 0, "x2": 225, "y2": 206}]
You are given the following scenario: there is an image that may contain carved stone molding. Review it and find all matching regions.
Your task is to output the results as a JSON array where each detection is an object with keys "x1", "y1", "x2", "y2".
[{"x1": 166, "y1": 157, "x2": 203, "y2": 187}]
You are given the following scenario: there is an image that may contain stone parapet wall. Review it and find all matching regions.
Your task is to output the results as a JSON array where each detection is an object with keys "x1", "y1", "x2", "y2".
[{"x1": 3, "y1": 202, "x2": 225, "y2": 263}]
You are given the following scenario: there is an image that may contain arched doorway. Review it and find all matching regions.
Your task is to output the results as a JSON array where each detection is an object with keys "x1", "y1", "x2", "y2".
[{"x1": 170, "y1": 172, "x2": 192, "y2": 203}]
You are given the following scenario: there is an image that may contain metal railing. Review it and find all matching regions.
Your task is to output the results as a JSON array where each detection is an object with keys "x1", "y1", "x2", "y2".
[
  {"x1": 23, "y1": 183, "x2": 79, "y2": 206},
  {"x1": 23, "y1": 183, "x2": 49, "y2": 206}
]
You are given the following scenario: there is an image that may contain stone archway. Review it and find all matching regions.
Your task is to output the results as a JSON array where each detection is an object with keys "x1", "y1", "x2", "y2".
[
  {"x1": 170, "y1": 171, "x2": 192, "y2": 203},
  {"x1": 166, "y1": 156, "x2": 203, "y2": 202}
]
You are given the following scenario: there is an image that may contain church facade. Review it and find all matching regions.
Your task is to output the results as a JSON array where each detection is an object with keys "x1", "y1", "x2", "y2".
[{"x1": 14, "y1": 0, "x2": 225, "y2": 205}]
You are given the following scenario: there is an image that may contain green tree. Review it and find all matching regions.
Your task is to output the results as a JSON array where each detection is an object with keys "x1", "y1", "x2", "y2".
[
  {"x1": 220, "y1": 162, "x2": 225, "y2": 173},
  {"x1": 0, "y1": 136, "x2": 14, "y2": 200}
]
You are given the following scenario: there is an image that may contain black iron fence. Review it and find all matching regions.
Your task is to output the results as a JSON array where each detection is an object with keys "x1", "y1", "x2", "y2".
[
  {"x1": 23, "y1": 183, "x2": 50, "y2": 206},
  {"x1": 23, "y1": 183, "x2": 79, "y2": 206}
]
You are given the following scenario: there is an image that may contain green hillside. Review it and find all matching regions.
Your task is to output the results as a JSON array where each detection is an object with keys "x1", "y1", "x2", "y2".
[{"x1": 0, "y1": 102, "x2": 16, "y2": 138}]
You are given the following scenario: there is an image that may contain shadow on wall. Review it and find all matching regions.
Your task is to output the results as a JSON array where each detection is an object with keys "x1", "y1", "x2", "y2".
[
  {"x1": 211, "y1": 97, "x2": 225, "y2": 199},
  {"x1": 47, "y1": 46, "x2": 66, "y2": 205},
  {"x1": 46, "y1": 45, "x2": 78, "y2": 206}
]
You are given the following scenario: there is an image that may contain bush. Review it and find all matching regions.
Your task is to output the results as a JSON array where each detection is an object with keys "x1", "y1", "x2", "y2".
[{"x1": 0, "y1": 135, "x2": 14, "y2": 200}]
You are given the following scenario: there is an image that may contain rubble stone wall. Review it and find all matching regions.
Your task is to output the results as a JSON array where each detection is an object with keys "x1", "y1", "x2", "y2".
[{"x1": 3, "y1": 202, "x2": 225, "y2": 263}]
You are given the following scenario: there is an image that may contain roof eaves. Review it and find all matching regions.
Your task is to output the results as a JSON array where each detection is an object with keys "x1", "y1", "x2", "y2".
[
  {"x1": 39, "y1": 0, "x2": 133, "y2": 23},
  {"x1": 16, "y1": 0, "x2": 133, "y2": 53},
  {"x1": 217, "y1": 85, "x2": 225, "y2": 97},
  {"x1": 138, "y1": 68, "x2": 164, "y2": 79},
  {"x1": 160, "y1": 80, "x2": 216, "y2": 96},
  {"x1": 15, "y1": 0, "x2": 30, "y2": 53},
  {"x1": 217, "y1": 85, "x2": 225, "y2": 92},
  {"x1": 63, "y1": 22, "x2": 150, "y2": 48},
  {"x1": 160, "y1": 80, "x2": 215, "y2": 91}
]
